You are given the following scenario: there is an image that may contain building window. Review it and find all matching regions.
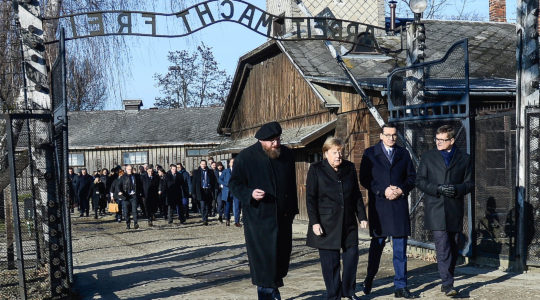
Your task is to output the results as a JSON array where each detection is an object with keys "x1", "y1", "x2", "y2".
[
  {"x1": 69, "y1": 153, "x2": 85, "y2": 167},
  {"x1": 122, "y1": 151, "x2": 148, "y2": 165},
  {"x1": 187, "y1": 149, "x2": 211, "y2": 157}
]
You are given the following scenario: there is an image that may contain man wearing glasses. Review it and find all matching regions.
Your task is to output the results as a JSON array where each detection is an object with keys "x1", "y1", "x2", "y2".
[
  {"x1": 359, "y1": 124, "x2": 417, "y2": 298},
  {"x1": 416, "y1": 125, "x2": 473, "y2": 297}
]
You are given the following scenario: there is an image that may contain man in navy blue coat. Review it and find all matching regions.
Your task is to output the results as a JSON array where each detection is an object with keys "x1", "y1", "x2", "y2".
[{"x1": 359, "y1": 124, "x2": 417, "y2": 299}]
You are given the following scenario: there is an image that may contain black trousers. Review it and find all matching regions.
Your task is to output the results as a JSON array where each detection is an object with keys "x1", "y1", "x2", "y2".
[
  {"x1": 319, "y1": 245, "x2": 359, "y2": 300},
  {"x1": 200, "y1": 188, "x2": 213, "y2": 222},
  {"x1": 123, "y1": 196, "x2": 138, "y2": 225},
  {"x1": 433, "y1": 231, "x2": 460, "y2": 287}
]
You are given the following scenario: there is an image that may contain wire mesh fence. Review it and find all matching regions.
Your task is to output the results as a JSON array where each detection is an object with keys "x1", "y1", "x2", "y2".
[
  {"x1": 526, "y1": 110, "x2": 540, "y2": 265},
  {"x1": 1, "y1": 114, "x2": 71, "y2": 299},
  {"x1": 474, "y1": 112, "x2": 516, "y2": 260}
]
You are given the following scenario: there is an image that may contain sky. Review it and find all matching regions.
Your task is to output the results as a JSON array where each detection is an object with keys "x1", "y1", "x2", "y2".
[{"x1": 104, "y1": 0, "x2": 516, "y2": 110}]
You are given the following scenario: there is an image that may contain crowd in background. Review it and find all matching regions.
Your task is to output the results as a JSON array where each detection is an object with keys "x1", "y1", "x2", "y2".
[{"x1": 67, "y1": 157, "x2": 242, "y2": 230}]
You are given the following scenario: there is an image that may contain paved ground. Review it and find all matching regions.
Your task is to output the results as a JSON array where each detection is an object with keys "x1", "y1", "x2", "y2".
[{"x1": 71, "y1": 213, "x2": 540, "y2": 299}]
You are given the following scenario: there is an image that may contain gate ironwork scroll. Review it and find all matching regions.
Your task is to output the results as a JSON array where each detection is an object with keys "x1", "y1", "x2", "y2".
[{"x1": 387, "y1": 39, "x2": 472, "y2": 254}]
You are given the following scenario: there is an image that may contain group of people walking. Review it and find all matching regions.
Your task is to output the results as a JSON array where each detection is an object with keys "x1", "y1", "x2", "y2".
[
  {"x1": 230, "y1": 121, "x2": 472, "y2": 300},
  {"x1": 67, "y1": 158, "x2": 242, "y2": 230}
]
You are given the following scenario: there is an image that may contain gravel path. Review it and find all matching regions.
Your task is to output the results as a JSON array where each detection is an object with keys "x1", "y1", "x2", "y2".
[{"x1": 71, "y1": 213, "x2": 540, "y2": 299}]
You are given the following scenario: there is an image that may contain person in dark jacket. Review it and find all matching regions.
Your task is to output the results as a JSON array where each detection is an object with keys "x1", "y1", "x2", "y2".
[
  {"x1": 214, "y1": 162, "x2": 225, "y2": 222},
  {"x1": 359, "y1": 124, "x2": 417, "y2": 299},
  {"x1": 141, "y1": 164, "x2": 159, "y2": 226},
  {"x1": 229, "y1": 121, "x2": 299, "y2": 300},
  {"x1": 157, "y1": 168, "x2": 168, "y2": 220},
  {"x1": 91, "y1": 177, "x2": 105, "y2": 219},
  {"x1": 192, "y1": 160, "x2": 216, "y2": 225},
  {"x1": 110, "y1": 169, "x2": 124, "y2": 222},
  {"x1": 177, "y1": 162, "x2": 192, "y2": 220},
  {"x1": 416, "y1": 125, "x2": 474, "y2": 297},
  {"x1": 218, "y1": 159, "x2": 238, "y2": 227},
  {"x1": 118, "y1": 165, "x2": 142, "y2": 230},
  {"x1": 99, "y1": 168, "x2": 109, "y2": 215},
  {"x1": 306, "y1": 137, "x2": 368, "y2": 300},
  {"x1": 165, "y1": 164, "x2": 186, "y2": 224},
  {"x1": 77, "y1": 168, "x2": 94, "y2": 217},
  {"x1": 68, "y1": 167, "x2": 78, "y2": 213}
]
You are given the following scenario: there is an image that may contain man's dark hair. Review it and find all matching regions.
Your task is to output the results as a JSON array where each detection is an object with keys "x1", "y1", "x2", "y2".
[
  {"x1": 200, "y1": 159, "x2": 207, "y2": 164},
  {"x1": 436, "y1": 125, "x2": 455, "y2": 139},
  {"x1": 381, "y1": 123, "x2": 397, "y2": 132},
  {"x1": 169, "y1": 164, "x2": 176, "y2": 168},
  {"x1": 68, "y1": 167, "x2": 73, "y2": 171}
]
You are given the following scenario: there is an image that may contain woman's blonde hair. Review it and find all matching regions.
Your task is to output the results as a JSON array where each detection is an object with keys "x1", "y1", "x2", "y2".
[{"x1": 322, "y1": 136, "x2": 344, "y2": 154}]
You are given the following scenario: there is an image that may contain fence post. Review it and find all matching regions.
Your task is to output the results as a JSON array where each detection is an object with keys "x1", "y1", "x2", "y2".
[
  {"x1": 4, "y1": 188, "x2": 15, "y2": 270},
  {"x1": 5, "y1": 114, "x2": 27, "y2": 300}
]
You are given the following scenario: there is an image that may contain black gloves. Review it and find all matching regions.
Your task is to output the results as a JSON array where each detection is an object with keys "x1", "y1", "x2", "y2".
[{"x1": 437, "y1": 184, "x2": 457, "y2": 198}]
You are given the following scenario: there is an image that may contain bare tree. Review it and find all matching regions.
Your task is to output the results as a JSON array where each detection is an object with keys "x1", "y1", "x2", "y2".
[
  {"x1": 154, "y1": 50, "x2": 198, "y2": 108},
  {"x1": 194, "y1": 43, "x2": 222, "y2": 107},
  {"x1": 0, "y1": 2, "x2": 23, "y2": 112},
  {"x1": 154, "y1": 43, "x2": 231, "y2": 108},
  {"x1": 66, "y1": 56, "x2": 108, "y2": 111}
]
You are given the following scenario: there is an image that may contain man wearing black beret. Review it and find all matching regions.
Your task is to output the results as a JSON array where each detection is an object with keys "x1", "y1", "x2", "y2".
[{"x1": 229, "y1": 121, "x2": 299, "y2": 300}]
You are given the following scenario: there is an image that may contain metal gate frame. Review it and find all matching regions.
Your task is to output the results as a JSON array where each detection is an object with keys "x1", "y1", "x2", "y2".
[{"x1": 386, "y1": 39, "x2": 473, "y2": 255}]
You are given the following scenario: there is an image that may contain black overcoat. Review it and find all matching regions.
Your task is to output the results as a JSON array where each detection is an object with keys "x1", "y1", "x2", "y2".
[
  {"x1": 359, "y1": 142, "x2": 416, "y2": 237},
  {"x1": 229, "y1": 142, "x2": 299, "y2": 288},
  {"x1": 306, "y1": 159, "x2": 367, "y2": 250},
  {"x1": 165, "y1": 171, "x2": 184, "y2": 206},
  {"x1": 416, "y1": 148, "x2": 474, "y2": 232},
  {"x1": 77, "y1": 174, "x2": 94, "y2": 204},
  {"x1": 142, "y1": 173, "x2": 160, "y2": 211},
  {"x1": 142, "y1": 173, "x2": 160, "y2": 200},
  {"x1": 192, "y1": 167, "x2": 216, "y2": 201}
]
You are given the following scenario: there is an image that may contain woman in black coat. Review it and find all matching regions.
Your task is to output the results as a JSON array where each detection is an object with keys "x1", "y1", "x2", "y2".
[
  {"x1": 157, "y1": 168, "x2": 168, "y2": 220},
  {"x1": 111, "y1": 170, "x2": 124, "y2": 222},
  {"x1": 91, "y1": 177, "x2": 105, "y2": 219},
  {"x1": 306, "y1": 137, "x2": 368, "y2": 300}
]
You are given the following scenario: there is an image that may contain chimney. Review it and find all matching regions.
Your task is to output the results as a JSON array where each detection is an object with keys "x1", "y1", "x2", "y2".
[
  {"x1": 489, "y1": 0, "x2": 506, "y2": 22},
  {"x1": 123, "y1": 99, "x2": 143, "y2": 111}
]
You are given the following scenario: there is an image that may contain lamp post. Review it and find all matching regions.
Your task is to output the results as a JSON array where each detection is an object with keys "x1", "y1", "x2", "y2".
[{"x1": 406, "y1": 0, "x2": 427, "y2": 105}]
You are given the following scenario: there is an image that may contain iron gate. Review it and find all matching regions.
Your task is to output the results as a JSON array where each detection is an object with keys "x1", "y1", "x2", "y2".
[
  {"x1": 474, "y1": 112, "x2": 517, "y2": 261},
  {"x1": 387, "y1": 39, "x2": 472, "y2": 253},
  {"x1": 1, "y1": 112, "x2": 70, "y2": 299}
]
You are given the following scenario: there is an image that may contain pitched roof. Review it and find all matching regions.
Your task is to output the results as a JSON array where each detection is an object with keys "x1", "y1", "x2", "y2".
[
  {"x1": 280, "y1": 20, "x2": 516, "y2": 83},
  {"x1": 219, "y1": 20, "x2": 516, "y2": 132},
  {"x1": 69, "y1": 107, "x2": 227, "y2": 149}
]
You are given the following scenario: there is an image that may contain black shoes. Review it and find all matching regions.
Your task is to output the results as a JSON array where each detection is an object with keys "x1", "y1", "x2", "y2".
[
  {"x1": 394, "y1": 288, "x2": 417, "y2": 298},
  {"x1": 345, "y1": 295, "x2": 362, "y2": 300},
  {"x1": 226, "y1": 220, "x2": 230, "y2": 226},
  {"x1": 234, "y1": 223, "x2": 242, "y2": 227},
  {"x1": 441, "y1": 285, "x2": 458, "y2": 297},
  {"x1": 126, "y1": 224, "x2": 131, "y2": 230},
  {"x1": 134, "y1": 223, "x2": 139, "y2": 229},
  {"x1": 218, "y1": 215, "x2": 223, "y2": 223},
  {"x1": 363, "y1": 278, "x2": 373, "y2": 295},
  {"x1": 203, "y1": 221, "x2": 208, "y2": 226}
]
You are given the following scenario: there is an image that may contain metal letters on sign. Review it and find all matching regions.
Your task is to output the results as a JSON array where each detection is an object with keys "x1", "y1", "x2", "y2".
[{"x1": 43, "y1": 0, "x2": 385, "y2": 45}]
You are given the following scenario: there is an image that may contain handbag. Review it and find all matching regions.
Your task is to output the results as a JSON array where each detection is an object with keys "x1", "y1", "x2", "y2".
[{"x1": 108, "y1": 201, "x2": 119, "y2": 213}]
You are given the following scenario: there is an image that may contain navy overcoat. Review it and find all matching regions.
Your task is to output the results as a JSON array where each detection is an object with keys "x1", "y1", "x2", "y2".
[{"x1": 359, "y1": 141, "x2": 416, "y2": 237}]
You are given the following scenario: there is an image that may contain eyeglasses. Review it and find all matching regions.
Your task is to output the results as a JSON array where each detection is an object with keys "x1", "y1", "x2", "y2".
[
  {"x1": 382, "y1": 134, "x2": 398, "y2": 139},
  {"x1": 434, "y1": 138, "x2": 453, "y2": 143},
  {"x1": 268, "y1": 137, "x2": 281, "y2": 144}
]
